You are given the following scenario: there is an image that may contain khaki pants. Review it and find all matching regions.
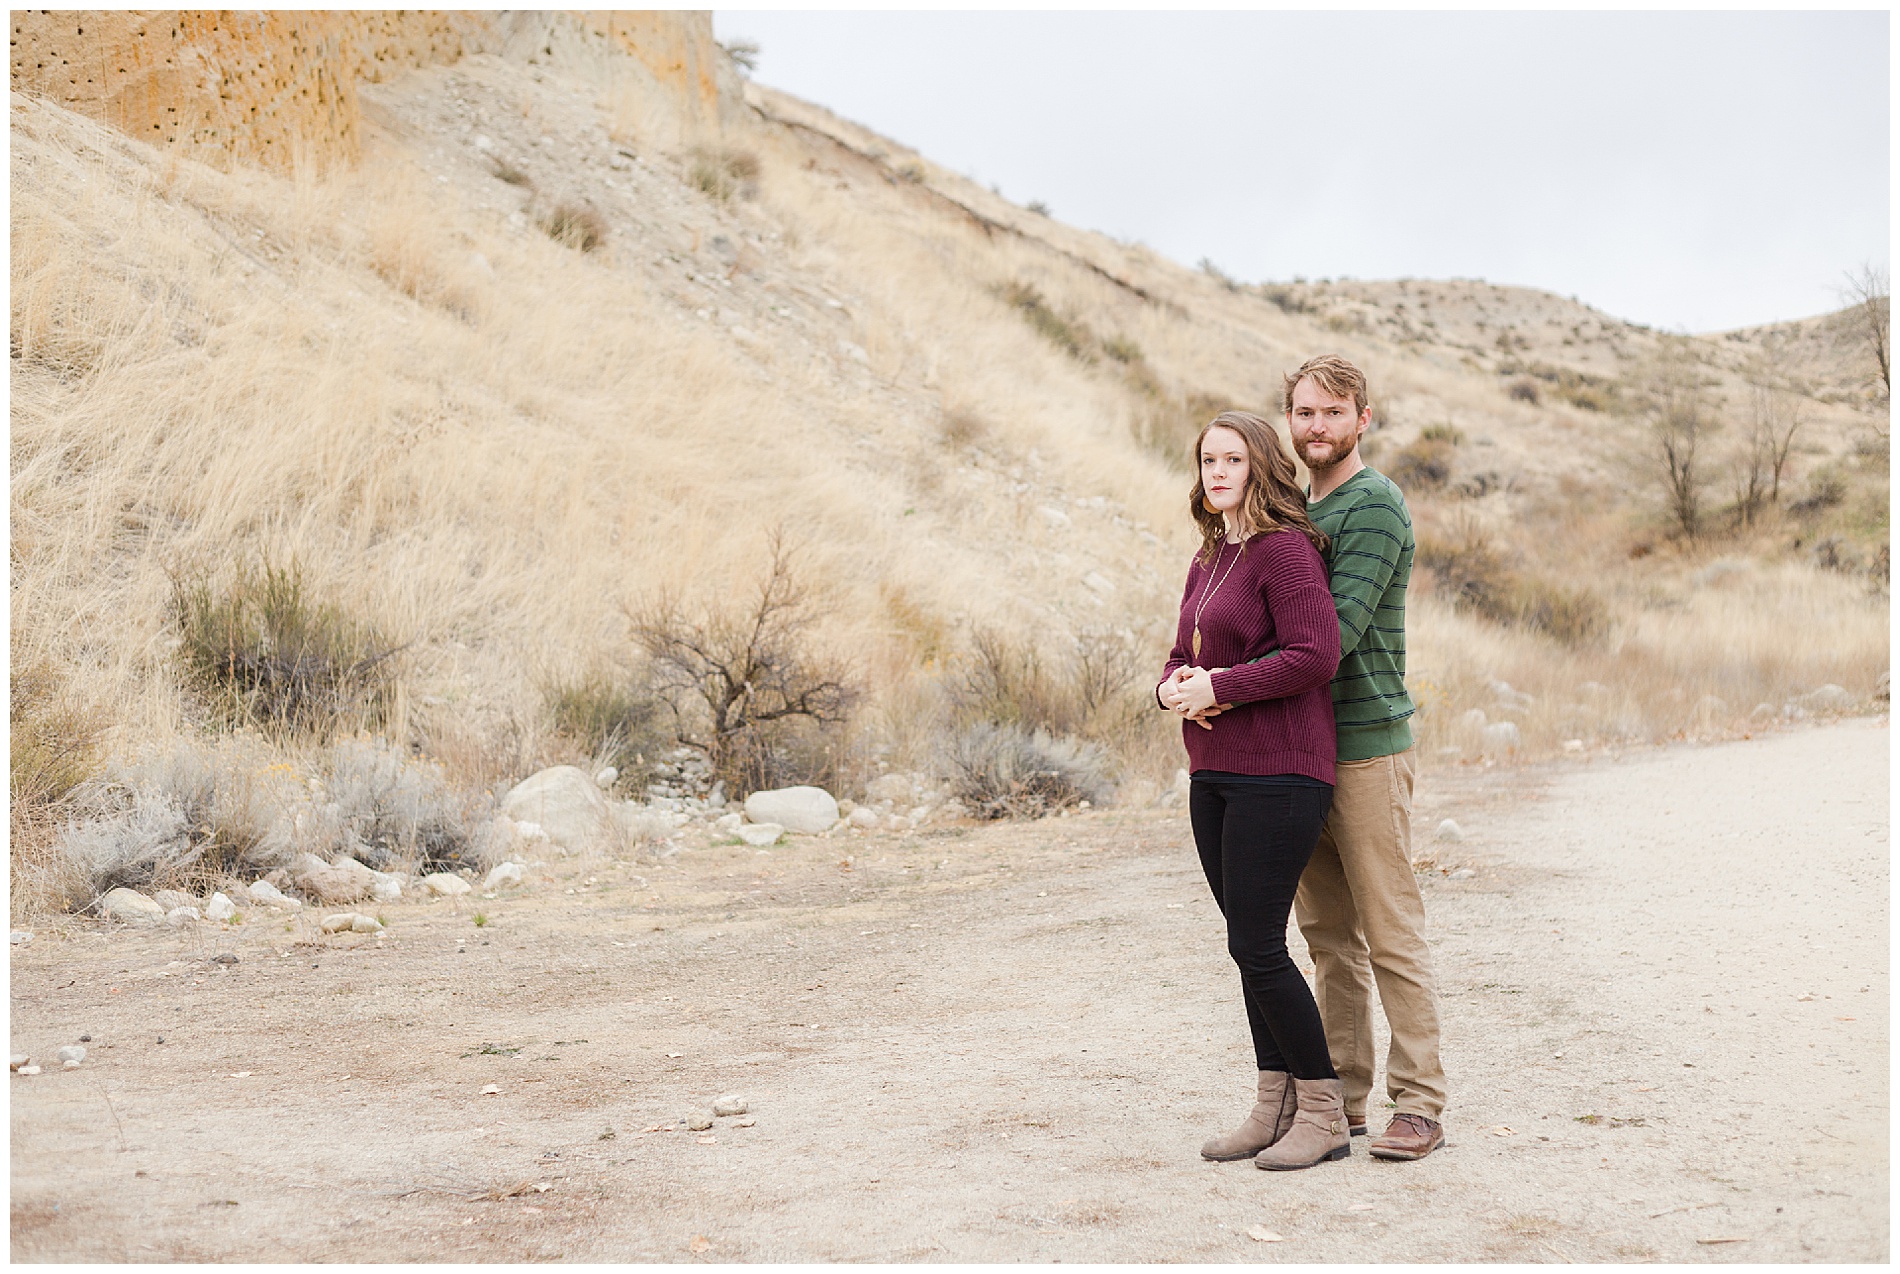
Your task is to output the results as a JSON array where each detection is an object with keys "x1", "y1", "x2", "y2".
[{"x1": 1294, "y1": 747, "x2": 1447, "y2": 1120}]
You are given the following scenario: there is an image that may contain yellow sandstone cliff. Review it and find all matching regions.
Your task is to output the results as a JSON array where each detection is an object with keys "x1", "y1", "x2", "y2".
[{"x1": 9, "y1": 9, "x2": 737, "y2": 170}]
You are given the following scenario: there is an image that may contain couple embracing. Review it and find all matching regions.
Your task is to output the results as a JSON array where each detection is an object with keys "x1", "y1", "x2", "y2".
[{"x1": 1156, "y1": 355, "x2": 1446, "y2": 1171}]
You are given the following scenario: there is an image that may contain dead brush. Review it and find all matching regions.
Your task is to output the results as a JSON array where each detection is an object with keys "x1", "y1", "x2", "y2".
[
  {"x1": 687, "y1": 148, "x2": 761, "y2": 203},
  {"x1": 9, "y1": 662, "x2": 106, "y2": 918},
  {"x1": 172, "y1": 560, "x2": 404, "y2": 741},
  {"x1": 543, "y1": 668, "x2": 670, "y2": 796},
  {"x1": 540, "y1": 203, "x2": 607, "y2": 253}
]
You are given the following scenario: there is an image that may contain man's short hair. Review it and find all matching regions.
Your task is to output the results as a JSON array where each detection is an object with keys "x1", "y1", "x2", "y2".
[{"x1": 1282, "y1": 354, "x2": 1369, "y2": 417}]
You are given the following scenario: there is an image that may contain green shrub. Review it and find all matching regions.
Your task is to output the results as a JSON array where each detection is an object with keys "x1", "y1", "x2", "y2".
[
  {"x1": 1420, "y1": 422, "x2": 1466, "y2": 445},
  {"x1": 1387, "y1": 437, "x2": 1456, "y2": 491},
  {"x1": 545, "y1": 671, "x2": 668, "y2": 795},
  {"x1": 173, "y1": 561, "x2": 400, "y2": 740}
]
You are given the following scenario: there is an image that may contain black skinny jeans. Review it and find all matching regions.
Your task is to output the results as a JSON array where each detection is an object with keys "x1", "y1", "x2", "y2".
[{"x1": 1189, "y1": 775, "x2": 1338, "y2": 1078}]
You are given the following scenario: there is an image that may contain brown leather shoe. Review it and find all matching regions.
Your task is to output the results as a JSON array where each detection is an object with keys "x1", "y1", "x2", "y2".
[
  {"x1": 1348, "y1": 1116, "x2": 1367, "y2": 1137},
  {"x1": 1368, "y1": 1112, "x2": 1444, "y2": 1160}
]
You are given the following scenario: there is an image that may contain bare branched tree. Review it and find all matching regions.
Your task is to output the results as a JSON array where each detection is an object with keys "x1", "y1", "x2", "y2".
[
  {"x1": 1735, "y1": 344, "x2": 1807, "y2": 524},
  {"x1": 1635, "y1": 338, "x2": 1721, "y2": 537},
  {"x1": 1839, "y1": 262, "x2": 1891, "y2": 398},
  {"x1": 626, "y1": 531, "x2": 856, "y2": 791}
]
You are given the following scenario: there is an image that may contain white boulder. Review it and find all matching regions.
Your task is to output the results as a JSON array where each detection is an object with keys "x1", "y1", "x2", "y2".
[
  {"x1": 1434, "y1": 819, "x2": 1464, "y2": 843},
  {"x1": 165, "y1": 906, "x2": 201, "y2": 926},
  {"x1": 483, "y1": 862, "x2": 524, "y2": 890},
  {"x1": 321, "y1": 912, "x2": 384, "y2": 935},
  {"x1": 369, "y1": 872, "x2": 404, "y2": 902},
  {"x1": 421, "y1": 872, "x2": 473, "y2": 897},
  {"x1": 737, "y1": 822, "x2": 784, "y2": 847},
  {"x1": 1481, "y1": 721, "x2": 1521, "y2": 755},
  {"x1": 503, "y1": 766, "x2": 610, "y2": 850},
  {"x1": 743, "y1": 786, "x2": 839, "y2": 835},
  {"x1": 99, "y1": 888, "x2": 165, "y2": 924},
  {"x1": 847, "y1": 806, "x2": 880, "y2": 829},
  {"x1": 204, "y1": 892, "x2": 239, "y2": 922},
  {"x1": 247, "y1": 879, "x2": 301, "y2": 909}
]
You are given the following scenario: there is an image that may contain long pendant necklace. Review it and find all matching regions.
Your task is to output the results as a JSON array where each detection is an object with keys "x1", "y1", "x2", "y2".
[{"x1": 1190, "y1": 537, "x2": 1244, "y2": 660}]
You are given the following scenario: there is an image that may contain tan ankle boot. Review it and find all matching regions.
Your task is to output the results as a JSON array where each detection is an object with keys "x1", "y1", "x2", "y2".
[
  {"x1": 1200, "y1": 1070, "x2": 1296, "y2": 1161},
  {"x1": 1253, "y1": 1077, "x2": 1350, "y2": 1170}
]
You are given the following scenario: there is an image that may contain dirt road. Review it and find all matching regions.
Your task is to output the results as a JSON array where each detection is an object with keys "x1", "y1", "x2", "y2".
[{"x1": 10, "y1": 719, "x2": 1888, "y2": 1262}]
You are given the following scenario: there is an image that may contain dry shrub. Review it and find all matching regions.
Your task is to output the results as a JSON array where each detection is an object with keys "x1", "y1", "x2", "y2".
[
  {"x1": 629, "y1": 534, "x2": 859, "y2": 795},
  {"x1": 540, "y1": 203, "x2": 606, "y2": 253},
  {"x1": 1134, "y1": 390, "x2": 1240, "y2": 470},
  {"x1": 10, "y1": 663, "x2": 106, "y2": 918},
  {"x1": 687, "y1": 148, "x2": 760, "y2": 203},
  {"x1": 1387, "y1": 436, "x2": 1456, "y2": 491},
  {"x1": 1416, "y1": 515, "x2": 1605, "y2": 646},
  {"x1": 489, "y1": 157, "x2": 533, "y2": 188},
  {"x1": 948, "y1": 723, "x2": 1110, "y2": 820},
  {"x1": 369, "y1": 216, "x2": 482, "y2": 318},
  {"x1": 316, "y1": 737, "x2": 503, "y2": 872},
  {"x1": 173, "y1": 561, "x2": 403, "y2": 741},
  {"x1": 998, "y1": 282, "x2": 1093, "y2": 362}
]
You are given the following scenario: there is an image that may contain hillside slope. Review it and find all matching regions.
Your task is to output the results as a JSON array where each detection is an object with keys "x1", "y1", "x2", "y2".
[{"x1": 10, "y1": 14, "x2": 1889, "y2": 909}]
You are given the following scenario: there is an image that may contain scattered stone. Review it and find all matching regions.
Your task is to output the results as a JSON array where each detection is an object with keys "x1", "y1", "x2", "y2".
[
  {"x1": 247, "y1": 879, "x2": 301, "y2": 909},
  {"x1": 1481, "y1": 721, "x2": 1521, "y2": 755},
  {"x1": 351, "y1": 914, "x2": 384, "y2": 934},
  {"x1": 370, "y1": 872, "x2": 404, "y2": 902},
  {"x1": 594, "y1": 766, "x2": 619, "y2": 790},
  {"x1": 1799, "y1": 684, "x2": 1856, "y2": 713},
  {"x1": 1247, "y1": 1225, "x2": 1286, "y2": 1243},
  {"x1": 865, "y1": 773, "x2": 915, "y2": 805},
  {"x1": 502, "y1": 766, "x2": 611, "y2": 850},
  {"x1": 1449, "y1": 868, "x2": 1476, "y2": 880},
  {"x1": 713, "y1": 811, "x2": 743, "y2": 834},
  {"x1": 847, "y1": 806, "x2": 880, "y2": 830},
  {"x1": 292, "y1": 852, "x2": 332, "y2": 876},
  {"x1": 484, "y1": 862, "x2": 525, "y2": 890},
  {"x1": 16, "y1": 1065, "x2": 40, "y2": 1076},
  {"x1": 481, "y1": 1084, "x2": 501, "y2": 1095},
  {"x1": 736, "y1": 823, "x2": 784, "y2": 847},
  {"x1": 1562, "y1": 739, "x2": 1584, "y2": 753},
  {"x1": 153, "y1": 889, "x2": 197, "y2": 911},
  {"x1": 297, "y1": 867, "x2": 372, "y2": 905},
  {"x1": 421, "y1": 873, "x2": 473, "y2": 897},
  {"x1": 733, "y1": 1116, "x2": 756, "y2": 1128},
  {"x1": 165, "y1": 906, "x2": 201, "y2": 926},
  {"x1": 99, "y1": 887, "x2": 165, "y2": 925},
  {"x1": 9, "y1": 1056, "x2": 28, "y2": 1072},
  {"x1": 684, "y1": 1111, "x2": 715, "y2": 1131},
  {"x1": 1434, "y1": 819, "x2": 1464, "y2": 843},
  {"x1": 56, "y1": 1045, "x2": 85, "y2": 1065},
  {"x1": 205, "y1": 892, "x2": 239, "y2": 922},
  {"x1": 712, "y1": 1094, "x2": 748, "y2": 1117},
  {"x1": 210, "y1": 952, "x2": 238, "y2": 965},
  {"x1": 320, "y1": 912, "x2": 382, "y2": 935},
  {"x1": 743, "y1": 786, "x2": 839, "y2": 834},
  {"x1": 9, "y1": 931, "x2": 30, "y2": 946}
]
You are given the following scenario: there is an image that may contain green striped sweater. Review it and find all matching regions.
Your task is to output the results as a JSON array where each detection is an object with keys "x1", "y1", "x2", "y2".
[{"x1": 1308, "y1": 468, "x2": 1416, "y2": 760}]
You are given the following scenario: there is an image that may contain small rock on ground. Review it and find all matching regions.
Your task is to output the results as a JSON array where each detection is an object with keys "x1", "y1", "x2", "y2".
[
  {"x1": 421, "y1": 873, "x2": 473, "y2": 896},
  {"x1": 165, "y1": 906, "x2": 201, "y2": 926},
  {"x1": 743, "y1": 786, "x2": 838, "y2": 834},
  {"x1": 712, "y1": 1094, "x2": 748, "y2": 1116},
  {"x1": 99, "y1": 887, "x2": 165, "y2": 924},
  {"x1": 205, "y1": 892, "x2": 239, "y2": 922},
  {"x1": 737, "y1": 823, "x2": 784, "y2": 847},
  {"x1": 56, "y1": 1045, "x2": 85, "y2": 1064},
  {"x1": 684, "y1": 1112, "x2": 715, "y2": 1131},
  {"x1": 484, "y1": 862, "x2": 524, "y2": 890},
  {"x1": 1435, "y1": 819, "x2": 1464, "y2": 842}
]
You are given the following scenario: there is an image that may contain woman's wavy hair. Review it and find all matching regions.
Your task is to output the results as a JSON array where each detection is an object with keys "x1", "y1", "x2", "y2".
[{"x1": 1189, "y1": 411, "x2": 1329, "y2": 564}]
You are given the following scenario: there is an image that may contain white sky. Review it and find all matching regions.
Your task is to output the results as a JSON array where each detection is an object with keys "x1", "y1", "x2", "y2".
[{"x1": 713, "y1": 10, "x2": 1890, "y2": 332}]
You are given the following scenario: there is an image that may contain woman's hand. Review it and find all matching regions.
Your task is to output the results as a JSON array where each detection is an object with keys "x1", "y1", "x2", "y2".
[{"x1": 1163, "y1": 667, "x2": 1235, "y2": 729}]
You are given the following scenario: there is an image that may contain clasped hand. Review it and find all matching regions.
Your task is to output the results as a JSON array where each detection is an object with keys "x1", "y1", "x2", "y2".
[{"x1": 1158, "y1": 665, "x2": 1234, "y2": 731}]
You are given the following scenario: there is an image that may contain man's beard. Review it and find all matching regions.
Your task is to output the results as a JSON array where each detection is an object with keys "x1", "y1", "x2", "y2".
[{"x1": 1300, "y1": 434, "x2": 1356, "y2": 473}]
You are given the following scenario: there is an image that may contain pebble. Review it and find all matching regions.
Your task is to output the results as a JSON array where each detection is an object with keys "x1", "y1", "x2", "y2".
[
  {"x1": 1434, "y1": 819, "x2": 1464, "y2": 843},
  {"x1": 205, "y1": 892, "x2": 239, "y2": 922},
  {"x1": 736, "y1": 823, "x2": 784, "y2": 847},
  {"x1": 484, "y1": 862, "x2": 524, "y2": 890},
  {"x1": 713, "y1": 811, "x2": 743, "y2": 834},
  {"x1": 247, "y1": 879, "x2": 301, "y2": 909},
  {"x1": 320, "y1": 913, "x2": 383, "y2": 934},
  {"x1": 9, "y1": 930, "x2": 31, "y2": 945},
  {"x1": 684, "y1": 1112, "x2": 715, "y2": 1131},
  {"x1": 211, "y1": 952, "x2": 238, "y2": 964},
  {"x1": 56, "y1": 1045, "x2": 86, "y2": 1065},
  {"x1": 370, "y1": 872, "x2": 404, "y2": 902},
  {"x1": 166, "y1": 906, "x2": 202, "y2": 926},
  {"x1": 99, "y1": 887, "x2": 165, "y2": 924},
  {"x1": 15, "y1": 1065, "x2": 40, "y2": 1076},
  {"x1": 712, "y1": 1094, "x2": 748, "y2": 1117},
  {"x1": 421, "y1": 873, "x2": 473, "y2": 897},
  {"x1": 1448, "y1": 868, "x2": 1476, "y2": 880},
  {"x1": 595, "y1": 766, "x2": 618, "y2": 789},
  {"x1": 847, "y1": 807, "x2": 880, "y2": 829},
  {"x1": 733, "y1": 1117, "x2": 756, "y2": 1128},
  {"x1": 481, "y1": 1084, "x2": 501, "y2": 1095},
  {"x1": 10, "y1": 1055, "x2": 29, "y2": 1071}
]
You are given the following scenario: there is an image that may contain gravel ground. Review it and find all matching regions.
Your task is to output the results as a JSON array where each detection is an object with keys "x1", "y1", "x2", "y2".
[{"x1": 9, "y1": 718, "x2": 1887, "y2": 1262}]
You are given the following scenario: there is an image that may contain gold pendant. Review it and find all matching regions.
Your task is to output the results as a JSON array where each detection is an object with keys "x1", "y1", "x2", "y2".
[{"x1": 1192, "y1": 627, "x2": 1201, "y2": 659}]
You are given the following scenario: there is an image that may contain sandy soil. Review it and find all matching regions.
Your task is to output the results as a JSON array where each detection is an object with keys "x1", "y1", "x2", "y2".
[{"x1": 9, "y1": 718, "x2": 1888, "y2": 1262}]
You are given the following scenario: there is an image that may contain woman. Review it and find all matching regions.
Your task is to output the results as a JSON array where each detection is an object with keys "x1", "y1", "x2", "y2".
[{"x1": 1155, "y1": 411, "x2": 1346, "y2": 1171}]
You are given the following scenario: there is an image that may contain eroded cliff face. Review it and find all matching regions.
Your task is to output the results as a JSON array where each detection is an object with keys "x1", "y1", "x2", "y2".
[{"x1": 8, "y1": 10, "x2": 737, "y2": 170}]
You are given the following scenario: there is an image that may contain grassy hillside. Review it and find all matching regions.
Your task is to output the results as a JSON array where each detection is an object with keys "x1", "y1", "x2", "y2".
[{"x1": 9, "y1": 39, "x2": 1889, "y2": 915}]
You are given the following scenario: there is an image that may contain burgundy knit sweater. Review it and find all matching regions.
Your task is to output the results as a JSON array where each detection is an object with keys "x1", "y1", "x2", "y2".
[{"x1": 1160, "y1": 529, "x2": 1341, "y2": 784}]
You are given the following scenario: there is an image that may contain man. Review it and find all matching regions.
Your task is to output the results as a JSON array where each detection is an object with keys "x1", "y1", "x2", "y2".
[{"x1": 1283, "y1": 353, "x2": 1447, "y2": 1161}]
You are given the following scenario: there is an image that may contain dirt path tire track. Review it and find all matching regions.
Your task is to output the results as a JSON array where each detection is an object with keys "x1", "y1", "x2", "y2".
[{"x1": 9, "y1": 719, "x2": 1887, "y2": 1261}]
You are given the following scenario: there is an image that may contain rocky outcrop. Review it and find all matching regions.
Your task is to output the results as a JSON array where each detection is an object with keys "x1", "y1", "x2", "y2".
[{"x1": 9, "y1": 10, "x2": 739, "y2": 171}]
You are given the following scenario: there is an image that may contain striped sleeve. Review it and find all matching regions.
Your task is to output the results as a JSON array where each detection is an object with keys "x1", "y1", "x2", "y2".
[{"x1": 1326, "y1": 490, "x2": 1408, "y2": 660}]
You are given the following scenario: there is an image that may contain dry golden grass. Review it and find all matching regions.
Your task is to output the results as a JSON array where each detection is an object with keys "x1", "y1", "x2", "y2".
[{"x1": 8, "y1": 50, "x2": 1888, "y2": 912}]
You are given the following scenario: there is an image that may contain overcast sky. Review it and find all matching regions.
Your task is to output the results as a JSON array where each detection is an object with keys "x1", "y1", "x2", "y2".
[{"x1": 713, "y1": 10, "x2": 1889, "y2": 332}]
